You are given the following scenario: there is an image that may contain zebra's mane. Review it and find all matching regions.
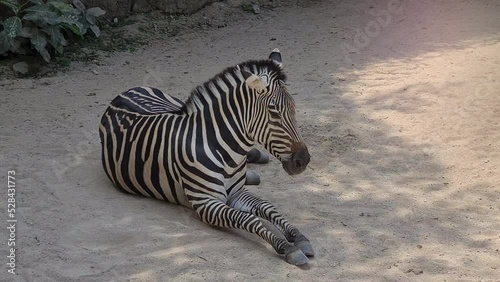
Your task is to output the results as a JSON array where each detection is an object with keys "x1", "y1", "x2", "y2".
[{"x1": 183, "y1": 59, "x2": 286, "y2": 113}]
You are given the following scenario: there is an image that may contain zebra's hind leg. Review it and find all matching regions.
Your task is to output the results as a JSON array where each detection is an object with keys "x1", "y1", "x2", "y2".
[
  {"x1": 228, "y1": 190, "x2": 315, "y2": 257},
  {"x1": 194, "y1": 199, "x2": 309, "y2": 266}
]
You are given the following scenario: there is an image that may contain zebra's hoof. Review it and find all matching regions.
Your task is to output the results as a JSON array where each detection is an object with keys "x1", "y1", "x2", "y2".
[
  {"x1": 245, "y1": 171, "x2": 261, "y2": 185},
  {"x1": 285, "y1": 248, "x2": 309, "y2": 266},
  {"x1": 247, "y1": 149, "x2": 270, "y2": 164},
  {"x1": 294, "y1": 240, "x2": 315, "y2": 257}
]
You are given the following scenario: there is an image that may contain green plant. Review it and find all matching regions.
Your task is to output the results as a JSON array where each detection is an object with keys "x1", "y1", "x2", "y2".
[{"x1": 0, "y1": 0, "x2": 105, "y2": 62}]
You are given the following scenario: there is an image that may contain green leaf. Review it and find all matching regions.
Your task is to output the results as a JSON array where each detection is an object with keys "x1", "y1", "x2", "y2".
[
  {"x1": 61, "y1": 23, "x2": 81, "y2": 36},
  {"x1": 89, "y1": 24, "x2": 100, "y2": 37},
  {"x1": 9, "y1": 38, "x2": 26, "y2": 55},
  {"x1": 24, "y1": 5, "x2": 61, "y2": 25},
  {"x1": 3, "y1": 16, "x2": 22, "y2": 38},
  {"x1": 59, "y1": 14, "x2": 86, "y2": 36},
  {"x1": 86, "y1": 7, "x2": 106, "y2": 17},
  {"x1": 0, "y1": 30, "x2": 27, "y2": 55},
  {"x1": 49, "y1": 39, "x2": 63, "y2": 54},
  {"x1": 23, "y1": 11, "x2": 61, "y2": 25},
  {"x1": 38, "y1": 47, "x2": 51, "y2": 62},
  {"x1": 72, "y1": 0, "x2": 86, "y2": 12},
  {"x1": 18, "y1": 26, "x2": 37, "y2": 39},
  {"x1": 18, "y1": 26, "x2": 50, "y2": 59},
  {"x1": 48, "y1": 2, "x2": 76, "y2": 14},
  {"x1": 42, "y1": 25, "x2": 67, "y2": 54},
  {"x1": 24, "y1": 4, "x2": 58, "y2": 14},
  {"x1": 0, "y1": 0, "x2": 20, "y2": 14},
  {"x1": 18, "y1": 26, "x2": 33, "y2": 38},
  {"x1": 0, "y1": 31, "x2": 11, "y2": 54},
  {"x1": 78, "y1": 17, "x2": 90, "y2": 33},
  {"x1": 85, "y1": 14, "x2": 96, "y2": 25},
  {"x1": 29, "y1": 28, "x2": 51, "y2": 62},
  {"x1": 30, "y1": 0, "x2": 43, "y2": 5},
  {"x1": 59, "y1": 13, "x2": 81, "y2": 25},
  {"x1": 42, "y1": 25, "x2": 67, "y2": 45}
]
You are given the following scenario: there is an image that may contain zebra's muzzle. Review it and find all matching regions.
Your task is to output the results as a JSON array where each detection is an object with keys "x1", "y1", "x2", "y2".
[{"x1": 282, "y1": 143, "x2": 310, "y2": 175}]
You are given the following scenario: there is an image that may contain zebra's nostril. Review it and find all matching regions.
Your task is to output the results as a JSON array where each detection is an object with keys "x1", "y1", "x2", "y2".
[{"x1": 290, "y1": 143, "x2": 310, "y2": 169}]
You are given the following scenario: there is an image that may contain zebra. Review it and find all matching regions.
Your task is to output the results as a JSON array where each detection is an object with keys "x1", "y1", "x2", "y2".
[{"x1": 99, "y1": 49, "x2": 314, "y2": 265}]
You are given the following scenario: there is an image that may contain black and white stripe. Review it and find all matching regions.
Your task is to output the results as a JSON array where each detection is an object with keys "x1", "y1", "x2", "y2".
[{"x1": 99, "y1": 49, "x2": 314, "y2": 265}]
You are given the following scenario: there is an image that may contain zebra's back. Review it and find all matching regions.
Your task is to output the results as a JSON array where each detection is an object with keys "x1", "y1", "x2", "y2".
[
  {"x1": 110, "y1": 86, "x2": 186, "y2": 115},
  {"x1": 99, "y1": 87, "x2": 190, "y2": 206}
]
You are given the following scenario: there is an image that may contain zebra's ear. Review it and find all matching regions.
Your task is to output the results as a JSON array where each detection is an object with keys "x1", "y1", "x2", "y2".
[
  {"x1": 241, "y1": 70, "x2": 267, "y2": 93},
  {"x1": 269, "y1": 48, "x2": 282, "y2": 65}
]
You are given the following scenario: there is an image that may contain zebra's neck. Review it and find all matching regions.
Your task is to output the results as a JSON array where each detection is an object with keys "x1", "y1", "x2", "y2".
[
  {"x1": 182, "y1": 67, "x2": 253, "y2": 159},
  {"x1": 183, "y1": 65, "x2": 245, "y2": 115},
  {"x1": 181, "y1": 60, "x2": 285, "y2": 155}
]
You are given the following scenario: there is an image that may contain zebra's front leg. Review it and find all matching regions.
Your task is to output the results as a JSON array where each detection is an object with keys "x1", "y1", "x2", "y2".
[
  {"x1": 194, "y1": 199, "x2": 309, "y2": 265},
  {"x1": 245, "y1": 170, "x2": 261, "y2": 185},
  {"x1": 228, "y1": 190, "x2": 315, "y2": 257},
  {"x1": 245, "y1": 149, "x2": 270, "y2": 186},
  {"x1": 247, "y1": 148, "x2": 269, "y2": 164}
]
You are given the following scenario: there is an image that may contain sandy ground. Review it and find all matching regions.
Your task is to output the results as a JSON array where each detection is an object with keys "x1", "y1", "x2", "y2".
[{"x1": 1, "y1": 0, "x2": 500, "y2": 281}]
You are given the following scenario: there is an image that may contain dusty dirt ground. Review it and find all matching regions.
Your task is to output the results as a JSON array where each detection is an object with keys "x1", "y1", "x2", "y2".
[{"x1": 1, "y1": 0, "x2": 500, "y2": 281}]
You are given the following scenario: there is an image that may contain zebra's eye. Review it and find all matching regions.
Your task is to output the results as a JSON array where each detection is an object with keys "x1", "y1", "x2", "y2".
[{"x1": 257, "y1": 88, "x2": 266, "y2": 95}]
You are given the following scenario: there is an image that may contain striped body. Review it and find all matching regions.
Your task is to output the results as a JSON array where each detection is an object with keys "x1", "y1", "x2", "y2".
[
  {"x1": 100, "y1": 85, "x2": 250, "y2": 207},
  {"x1": 99, "y1": 52, "x2": 315, "y2": 265}
]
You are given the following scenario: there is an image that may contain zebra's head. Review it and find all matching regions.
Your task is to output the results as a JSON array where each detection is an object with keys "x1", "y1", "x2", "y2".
[{"x1": 240, "y1": 49, "x2": 310, "y2": 175}]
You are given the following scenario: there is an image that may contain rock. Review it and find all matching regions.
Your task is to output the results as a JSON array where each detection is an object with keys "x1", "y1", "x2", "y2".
[
  {"x1": 92, "y1": 69, "x2": 99, "y2": 75},
  {"x1": 252, "y1": 4, "x2": 261, "y2": 14},
  {"x1": 12, "y1": 61, "x2": 29, "y2": 76}
]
